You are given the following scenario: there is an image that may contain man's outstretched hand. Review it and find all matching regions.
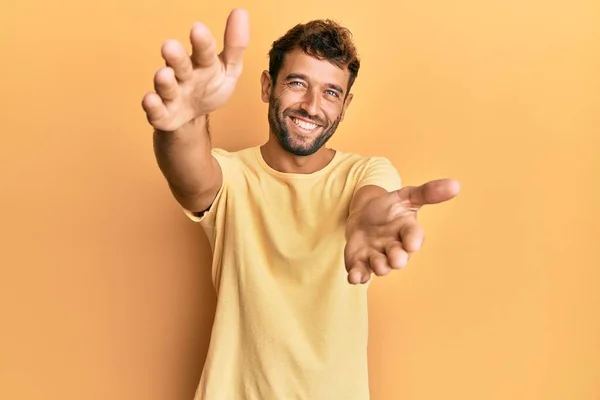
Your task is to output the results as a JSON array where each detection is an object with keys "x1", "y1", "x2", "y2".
[
  {"x1": 142, "y1": 8, "x2": 250, "y2": 132},
  {"x1": 344, "y1": 179, "x2": 461, "y2": 284}
]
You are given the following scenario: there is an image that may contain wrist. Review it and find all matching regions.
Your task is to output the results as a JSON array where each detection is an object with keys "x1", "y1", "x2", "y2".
[
  {"x1": 345, "y1": 209, "x2": 362, "y2": 240},
  {"x1": 155, "y1": 114, "x2": 209, "y2": 144}
]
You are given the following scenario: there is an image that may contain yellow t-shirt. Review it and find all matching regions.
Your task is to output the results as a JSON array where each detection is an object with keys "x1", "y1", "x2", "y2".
[{"x1": 186, "y1": 146, "x2": 402, "y2": 400}]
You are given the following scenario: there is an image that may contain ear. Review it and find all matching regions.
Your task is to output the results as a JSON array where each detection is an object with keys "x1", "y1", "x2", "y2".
[
  {"x1": 340, "y1": 93, "x2": 354, "y2": 121},
  {"x1": 260, "y1": 70, "x2": 273, "y2": 103}
]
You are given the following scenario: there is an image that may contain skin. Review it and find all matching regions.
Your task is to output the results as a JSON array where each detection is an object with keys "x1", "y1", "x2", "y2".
[
  {"x1": 344, "y1": 180, "x2": 460, "y2": 284},
  {"x1": 141, "y1": 8, "x2": 461, "y2": 285},
  {"x1": 259, "y1": 48, "x2": 353, "y2": 174}
]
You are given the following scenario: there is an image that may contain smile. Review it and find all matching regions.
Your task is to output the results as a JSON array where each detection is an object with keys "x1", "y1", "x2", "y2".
[{"x1": 290, "y1": 116, "x2": 320, "y2": 131}]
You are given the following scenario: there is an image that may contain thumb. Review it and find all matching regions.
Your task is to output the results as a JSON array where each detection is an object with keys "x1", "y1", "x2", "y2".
[
  {"x1": 221, "y1": 8, "x2": 250, "y2": 78},
  {"x1": 395, "y1": 179, "x2": 461, "y2": 207}
]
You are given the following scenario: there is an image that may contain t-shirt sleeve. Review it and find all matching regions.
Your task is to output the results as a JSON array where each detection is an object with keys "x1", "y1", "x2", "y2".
[
  {"x1": 182, "y1": 148, "x2": 231, "y2": 224},
  {"x1": 355, "y1": 156, "x2": 402, "y2": 193}
]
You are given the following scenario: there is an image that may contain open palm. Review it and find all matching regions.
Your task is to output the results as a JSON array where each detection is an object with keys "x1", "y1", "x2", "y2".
[
  {"x1": 141, "y1": 8, "x2": 250, "y2": 132},
  {"x1": 344, "y1": 179, "x2": 460, "y2": 284}
]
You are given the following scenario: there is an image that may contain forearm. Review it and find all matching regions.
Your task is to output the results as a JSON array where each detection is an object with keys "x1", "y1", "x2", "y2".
[
  {"x1": 345, "y1": 185, "x2": 389, "y2": 240},
  {"x1": 153, "y1": 115, "x2": 221, "y2": 211}
]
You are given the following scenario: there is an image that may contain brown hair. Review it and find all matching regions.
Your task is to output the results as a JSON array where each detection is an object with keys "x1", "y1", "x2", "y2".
[{"x1": 268, "y1": 19, "x2": 361, "y2": 95}]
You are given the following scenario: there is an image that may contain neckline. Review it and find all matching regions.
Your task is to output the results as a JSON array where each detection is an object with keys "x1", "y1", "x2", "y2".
[{"x1": 255, "y1": 146, "x2": 341, "y2": 179}]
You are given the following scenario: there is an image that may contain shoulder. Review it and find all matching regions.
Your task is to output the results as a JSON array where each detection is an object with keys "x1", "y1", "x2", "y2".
[
  {"x1": 210, "y1": 146, "x2": 254, "y2": 161},
  {"x1": 333, "y1": 149, "x2": 397, "y2": 174},
  {"x1": 210, "y1": 146, "x2": 258, "y2": 170},
  {"x1": 332, "y1": 149, "x2": 401, "y2": 192}
]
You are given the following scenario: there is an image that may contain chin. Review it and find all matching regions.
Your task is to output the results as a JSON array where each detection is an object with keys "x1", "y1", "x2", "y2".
[
  {"x1": 288, "y1": 146, "x2": 321, "y2": 157},
  {"x1": 277, "y1": 135, "x2": 321, "y2": 157},
  {"x1": 281, "y1": 140, "x2": 320, "y2": 156}
]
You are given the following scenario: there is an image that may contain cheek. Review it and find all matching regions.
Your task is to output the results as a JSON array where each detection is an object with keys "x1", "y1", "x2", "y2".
[
  {"x1": 323, "y1": 102, "x2": 344, "y2": 121},
  {"x1": 276, "y1": 94, "x2": 301, "y2": 113}
]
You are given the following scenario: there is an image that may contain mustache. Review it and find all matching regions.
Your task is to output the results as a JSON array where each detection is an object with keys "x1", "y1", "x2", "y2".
[{"x1": 285, "y1": 108, "x2": 326, "y2": 126}]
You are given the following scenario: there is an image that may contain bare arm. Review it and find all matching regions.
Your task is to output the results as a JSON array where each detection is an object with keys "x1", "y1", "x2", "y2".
[
  {"x1": 141, "y1": 9, "x2": 249, "y2": 213},
  {"x1": 345, "y1": 185, "x2": 388, "y2": 240},
  {"x1": 345, "y1": 156, "x2": 403, "y2": 240},
  {"x1": 153, "y1": 115, "x2": 222, "y2": 213}
]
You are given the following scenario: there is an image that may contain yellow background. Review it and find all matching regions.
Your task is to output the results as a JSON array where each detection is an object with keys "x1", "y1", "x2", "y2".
[{"x1": 1, "y1": 0, "x2": 598, "y2": 399}]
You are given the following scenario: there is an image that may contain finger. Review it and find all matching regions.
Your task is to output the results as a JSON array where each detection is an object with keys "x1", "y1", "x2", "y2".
[
  {"x1": 190, "y1": 22, "x2": 218, "y2": 67},
  {"x1": 221, "y1": 8, "x2": 250, "y2": 78},
  {"x1": 397, "y1": 179, "x2": 461, "y2": 207},
  {"x1": 398, "y1": 219, "x2": 425, "y2": 253},
  {"x1": 369, "y1": 253, "x2": 392, "y2": 277},
  {"x1": 347, "y1": 261, "x2": 371, "y2": 285},
  {"x1": 161, "y1": 40, "x2": 193, "y2": 81},
  {"x1": 154, "y1": 67, "x2": 179, "y2": 102},
  {"x1": 385, "y1": 241, "x2": 409, "y2": 269},
  {"x1": 141, "y1": 92, "x2": 168, "y2": 124}
]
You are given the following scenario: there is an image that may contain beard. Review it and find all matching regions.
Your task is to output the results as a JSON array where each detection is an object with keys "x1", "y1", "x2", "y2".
[{"x1": 267, "y1": 94, "x2": 342, "y2": 156}]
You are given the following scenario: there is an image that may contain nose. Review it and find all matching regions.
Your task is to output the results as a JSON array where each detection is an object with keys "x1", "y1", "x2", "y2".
[{"x1": 299, "y1": 88, "x2": 321, "y2": 116}]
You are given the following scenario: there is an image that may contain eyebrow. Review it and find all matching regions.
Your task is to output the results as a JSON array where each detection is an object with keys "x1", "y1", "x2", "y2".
[{"x1": 284, "y1": 73, "x2": 345, "y2": 96}]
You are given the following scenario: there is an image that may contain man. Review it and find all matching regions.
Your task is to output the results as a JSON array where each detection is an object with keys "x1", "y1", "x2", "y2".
[{"x1": 142, "y1": 8, "x2": 460, "y2": 400}]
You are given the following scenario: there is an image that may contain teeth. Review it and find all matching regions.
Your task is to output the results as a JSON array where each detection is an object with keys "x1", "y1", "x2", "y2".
[{"x1": 292, "y1": 117, "x2": 318, "y2": 130}]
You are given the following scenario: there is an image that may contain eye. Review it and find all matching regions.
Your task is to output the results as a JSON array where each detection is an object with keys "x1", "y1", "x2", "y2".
[
  {"x1": 289, "y1": 81, "x2": 305, "y2": 88},
  {"x1": 325, "y1": 90, "x2": 339, "y2": 97}
]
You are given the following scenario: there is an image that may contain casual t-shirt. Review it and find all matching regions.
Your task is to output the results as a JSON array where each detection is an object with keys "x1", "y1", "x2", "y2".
[{"x1": 185, "y1": 146, "x2": 402, "y2": 400}]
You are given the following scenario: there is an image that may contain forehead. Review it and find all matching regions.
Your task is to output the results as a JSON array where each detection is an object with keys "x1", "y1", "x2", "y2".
[{"x1": 278, "y1": 48, "x2": 350, "y2": 90}]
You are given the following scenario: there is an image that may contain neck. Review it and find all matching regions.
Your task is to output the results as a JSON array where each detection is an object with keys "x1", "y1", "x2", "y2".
[{"x1": 260, "y1": 134, "x2": 336, "y2": 174}]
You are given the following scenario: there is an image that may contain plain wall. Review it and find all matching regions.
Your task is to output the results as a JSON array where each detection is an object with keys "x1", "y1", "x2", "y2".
[{"x1": 1, "y1": 0, "x2": 598, "y2": 399}]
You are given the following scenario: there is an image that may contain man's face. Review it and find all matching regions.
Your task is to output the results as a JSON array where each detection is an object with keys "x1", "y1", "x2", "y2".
[{"x1": 261, "y1": 48, "x2": 354, "y2": 156}]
